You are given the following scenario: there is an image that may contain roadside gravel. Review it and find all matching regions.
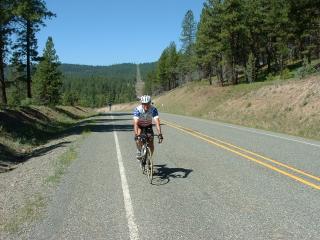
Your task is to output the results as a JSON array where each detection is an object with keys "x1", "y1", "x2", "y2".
[{"x1": 0, "y1": 133, "x2": 85, "y2": 240}]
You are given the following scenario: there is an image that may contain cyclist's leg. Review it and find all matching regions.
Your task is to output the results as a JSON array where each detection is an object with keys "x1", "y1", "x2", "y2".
[
  {"x1": 135, "y1": 126, "x2": 142, "y2": 159},
  {"x1": 146, "y1": 126, "x2": 155, "y2": 155},
  {"x1": 149, "y1": 139, "x2": 154, "y2": 155}
]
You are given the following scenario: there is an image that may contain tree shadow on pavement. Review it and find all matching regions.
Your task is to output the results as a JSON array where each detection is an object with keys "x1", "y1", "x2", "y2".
[
  {"x1": 0, "y1": 112, "x2": 134, "y2": 172},
  {"x1": 25, "y1": 141, "x2": 72, "y2": 159},
  {"x1": 53, "y1": 106, "x2": 85, "y2": 120},
  {"x1": 0, "y1": 141, "x2": 72, "y2": 173},
  {"x1": 151, "y1": 164, "x2": 193, "y2": 185}
]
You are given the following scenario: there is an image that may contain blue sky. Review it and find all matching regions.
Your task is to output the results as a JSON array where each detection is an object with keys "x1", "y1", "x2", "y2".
[{"x1": 36, "y1": 0, "x2": 206, "y2": 66}]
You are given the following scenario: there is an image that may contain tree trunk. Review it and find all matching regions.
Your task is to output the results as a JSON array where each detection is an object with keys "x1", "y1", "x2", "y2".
[
  {"x1": 266, "y1": 47, "x2": 271, "y2": 72},
  {"x1": 217, "y1": 65, "x2": 224, "y2": 87},
  {"x1": 0, "y1": 38, "x2": 7, "y2": 105},
  {"x1": 231, "y1": 58, "x2": 238, "y2": 85},
  {"x1": 26, "y1": 20, "x2": 32, "y2": 98},
  {"x1": 208, "y1": 71, "x2": 212, "y2": 85}
]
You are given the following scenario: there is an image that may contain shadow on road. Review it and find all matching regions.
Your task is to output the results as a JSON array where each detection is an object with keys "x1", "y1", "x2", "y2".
[
  {"x1": 151, "y1": 164, "x2": 193, "y2": 185},
  {"x1": 26, "y1": 141, "x2": 72, "y2": 159},
  {"x1": 1, "y1": 111, "x2": 168, "y2": 173},
  {"x1": 0, "y1": 141, "x2": 72, "y2": 173},
  {"x1": 0, "y1": 112, "x2": 134, "y2": 172}
]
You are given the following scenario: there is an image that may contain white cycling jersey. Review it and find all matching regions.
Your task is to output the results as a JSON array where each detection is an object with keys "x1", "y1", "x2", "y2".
[{"x1": 133, "y1": 105, "x2": 159, "y2": 127}]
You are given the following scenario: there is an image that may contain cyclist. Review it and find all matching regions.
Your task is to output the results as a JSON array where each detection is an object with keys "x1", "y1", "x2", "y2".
[{"x1": 133, "y1": 95, "x2": 163, "y2": 159}]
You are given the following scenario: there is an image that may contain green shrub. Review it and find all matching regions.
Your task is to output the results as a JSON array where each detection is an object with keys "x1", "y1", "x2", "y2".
[
  {"x1": 280, "y1": 68, "x2": 294, "y2": 80},
  {"x1": 20, "y1": 98, "x2": 35, "y2": 107},
  {"x1": 296, "y1": 57, "x2": 317, "y2": 79},
  {"x1": 266, "y1": 73, "x2": 276, "y2": 81}
]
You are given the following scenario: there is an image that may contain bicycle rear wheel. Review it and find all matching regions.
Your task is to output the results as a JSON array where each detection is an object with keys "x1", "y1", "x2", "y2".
[{"x1": 145, "y1": 147, "x2": 153, "y2": 183}]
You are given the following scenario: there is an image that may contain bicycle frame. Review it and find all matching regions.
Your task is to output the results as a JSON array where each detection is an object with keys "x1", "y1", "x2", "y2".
[{"x1": 139, "y1": 133, "x2": 154, "y2": 183}]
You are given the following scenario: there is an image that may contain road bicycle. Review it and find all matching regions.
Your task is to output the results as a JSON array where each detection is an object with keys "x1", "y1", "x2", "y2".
[{"x1": 138, "y1": 133, "x2": 161, "y2": 184}]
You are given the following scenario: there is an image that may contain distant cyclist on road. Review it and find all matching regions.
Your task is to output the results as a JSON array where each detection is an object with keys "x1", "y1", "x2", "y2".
[{"x1": 133, "y1": 95, "x2": 163, "y2": 159}]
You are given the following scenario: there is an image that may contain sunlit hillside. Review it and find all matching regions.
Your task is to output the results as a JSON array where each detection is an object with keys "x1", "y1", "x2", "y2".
[{"x1": 109, "y1": 74, "x2": 320, "y2": 141}]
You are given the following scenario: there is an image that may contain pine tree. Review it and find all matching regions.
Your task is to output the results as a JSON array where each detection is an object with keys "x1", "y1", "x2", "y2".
[
  {"x1": 155, "y1": 42, "x2": 179, "y2": 92},
  {"x1": 287, "y1": 0, "x2": 320, "y2": 61},
  {"x1": 261, "y1": 0, "x2": 291, "y2": 72},
  {"x1": 156, "y1": 48, "x2": 169, "y2": 92},
  {"x1": 166, "y1": 42, "x2": 179, "y2": 90},
  {"x1": 195, "y1": 0, "x2": 225, "y2": 85},
  {"x1": 0, "y1": 0, "x2": 15, "y2": 105},
  {"x1": 245, "y1": 52, "x2": 256, "y2": 83},
  {"x1": 180, "y1": 10, "x2": 197, "y2": 54},
  {"x1": 7, "y1": 51, "x2": 27, "y2": 105},
  {"x1": 33, "y1": 37, "x2": 62, "y2": 105},
  {"x1": 179, "y1": 10, "x2": 197, "y2": 83},
  {"x1": 143, "y1": 70, "x2": 157, "y2": 95},
  {"x1": 220, "y1": 0, "x2": 248, "y2": 84},
  {"x1": 13, "y1": 0, "x2": 55, "y2": 99}
]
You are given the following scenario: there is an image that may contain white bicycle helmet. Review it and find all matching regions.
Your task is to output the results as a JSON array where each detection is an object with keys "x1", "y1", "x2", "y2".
[{"x1": 140, "y1": 95, "x2": 151, "y2": 104}]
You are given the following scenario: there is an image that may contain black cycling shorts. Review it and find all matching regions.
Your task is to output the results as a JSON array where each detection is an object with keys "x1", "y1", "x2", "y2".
[{"x1": 138, "y1": 125, "x2": 154, "y2": 136}]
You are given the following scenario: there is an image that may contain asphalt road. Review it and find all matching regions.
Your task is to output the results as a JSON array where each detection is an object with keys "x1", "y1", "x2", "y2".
[{"x1": 30, "y1": 112, "x2": 320, "y2": 240}]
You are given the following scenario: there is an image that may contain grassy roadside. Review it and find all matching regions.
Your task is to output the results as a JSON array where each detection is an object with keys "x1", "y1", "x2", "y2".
[
  {"x1": 0, "y1": 105, "x2": 96, "y2": 169},
  {"x1": 45, "y1": 146, "x2": 78, "y2": 185},
  {"x1": 113, "y1": 70, "x2": 320, "y2": 141},
  {"x1": 153, "y1": 73, "x2": 320, "y2": 141},
  {"x1": 3, "y1": 194, "x2": 46, "y2": 233},
  {"x1": 45, "y1": 129, "x2": 91, "y2": 186},
  {"x1": 1, "y1": 125, "x2": 92, "y2": 235}
]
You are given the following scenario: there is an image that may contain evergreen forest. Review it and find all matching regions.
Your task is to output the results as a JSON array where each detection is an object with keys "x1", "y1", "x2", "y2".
[
  {"x1": 60, "y1": 63, "x2": 156, "y2": 107},
  {"x1": 1, "y1": 0, "x2": 319, "y2": 108},
  {"x1": 145, "y1": 0, "x2": 320, "y2": 94}
]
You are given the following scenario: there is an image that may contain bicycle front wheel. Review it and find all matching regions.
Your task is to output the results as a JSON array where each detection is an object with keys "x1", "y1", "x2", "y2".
[{"x1": 145, "y1": 147, "x2": 153, "y2": 184}]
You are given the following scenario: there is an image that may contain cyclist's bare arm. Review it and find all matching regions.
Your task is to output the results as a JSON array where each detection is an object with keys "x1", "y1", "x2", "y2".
[
  {"x1": 133, "y1": 119, "x2": 140, "y2": 136},
  {"x1": 154, "y1": 117, "x2": 162, "y2": 135}
]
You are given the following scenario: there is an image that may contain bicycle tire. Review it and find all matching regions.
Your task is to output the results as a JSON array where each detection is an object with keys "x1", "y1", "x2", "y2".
[
  {"x1": 145, "y1": 147, "x2": 153, "y2": 183},
  {"x1": 140, "y1": 146, "x2": 146, "y2": 173}
]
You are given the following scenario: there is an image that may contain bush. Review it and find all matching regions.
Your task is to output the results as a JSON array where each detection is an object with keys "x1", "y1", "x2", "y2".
[
  {"x1": 20, "y1": 98, "x2": 36, "y2": 107},
  {"x1": 280, "y1": 68, "x2": 294, "y2": 80},
  {"x1": 62, "y1": 92, "x2": 79, "y2": 106},
  {"x1": 266, "y1": 73, "x2": 276, "y2": 81},
  {"x1": 245, "y1": 52, "x2": 256, "y2": 83},
  {"x1": 296, "y1": 57, "x2": 317, "y2": 79}
]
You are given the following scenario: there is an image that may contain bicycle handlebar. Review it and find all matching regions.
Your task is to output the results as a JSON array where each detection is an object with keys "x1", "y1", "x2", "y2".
[{"x1": 138, "y1": 134, "x2": 163, "y2": 144}]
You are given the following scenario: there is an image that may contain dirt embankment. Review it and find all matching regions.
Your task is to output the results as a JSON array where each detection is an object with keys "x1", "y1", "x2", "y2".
[
  {"x1": 0, "y1": 105, "x2": 96, "y2": 238},
  {"x1": 109, "y1": 75, "x2": 320, "y2": 141},
  {"x1": 0, "y1": 106, "x2": 96, "y2": 171}
]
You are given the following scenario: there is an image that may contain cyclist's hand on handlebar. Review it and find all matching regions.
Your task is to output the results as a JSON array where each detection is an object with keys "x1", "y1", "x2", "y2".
[
  {"x1": 158, "y1": 134, "x2": 163, "y2": 143},
  {"x1": 134, "y1": 135, "x2": 140, "y2": 141}
]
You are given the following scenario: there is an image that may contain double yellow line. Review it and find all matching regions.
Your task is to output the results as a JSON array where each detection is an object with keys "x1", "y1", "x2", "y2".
[{"x1": 163, "y1": 120, "x2": 320, "y2": 190}]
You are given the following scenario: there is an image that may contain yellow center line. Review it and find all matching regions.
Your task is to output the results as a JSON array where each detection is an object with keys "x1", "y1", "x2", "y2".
[
  {"x1": 162, "y1": 120, "x2": 320, "y2": 190},
  {"x1": 164, "y1": 120, "x2": 320, "y2": 182}
]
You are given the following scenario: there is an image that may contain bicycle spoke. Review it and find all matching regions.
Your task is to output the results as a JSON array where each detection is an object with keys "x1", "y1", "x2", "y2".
[
  {"x1": 146, "y1": 147, "x2": 153, "y2": 183},
  {"x1": 138, "y1": 140, "x2": 154, "y2": 183}
]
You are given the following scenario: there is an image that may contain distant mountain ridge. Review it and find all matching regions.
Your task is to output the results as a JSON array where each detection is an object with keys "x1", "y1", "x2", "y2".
[
  {"x1": 58, "y1": 62, "x2": 157, "y2": 106},
  {"x1": 4, "y1": 62, "x2": 157, "y2": 81},
  {"x1": 59, "y1": 62, "x2": 157, "y2": 80}
]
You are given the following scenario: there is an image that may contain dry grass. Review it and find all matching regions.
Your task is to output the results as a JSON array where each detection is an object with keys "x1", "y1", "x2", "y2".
[
  {"x1": 0, "y1": 105, "x2": 97, "y2": 168},
  {"x1": 3, "y1": 194, "x2": 45, "y2": 233},
  {"x1": 45, "y1": 146, "x2": 77, "y2": 185},
  {"x1": 110, "y1": 75, "x2": 320, "y2": 141}
]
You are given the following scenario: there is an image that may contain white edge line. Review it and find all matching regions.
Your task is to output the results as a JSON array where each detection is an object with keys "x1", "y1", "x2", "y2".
[
  {"x1": 217, "y1": 123, "x2": 320, "y2": 148},
  {"x1": 113, "y1": 119, "x2": 139, "y2": 240},
  {"x1": 164, "y1": 114, "x2": 320, "y2": 148}
]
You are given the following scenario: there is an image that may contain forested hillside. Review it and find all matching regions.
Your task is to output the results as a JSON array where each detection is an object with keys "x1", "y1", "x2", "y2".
[
  {"x1": 59, "y1": 63, "x2": 156, "y2": 107},
  {"x1": 59, "y1": 62, "x2": 157, "y2": 79},
  {"x1": 0, "y1": 0, "x2": 156, "y2": 108},
  {"x1": 145, "y1": 0, "x2": 320, "y2": 95},
  {"x1": 1, "y1": 0, "x2": 319, "y2": 109},
  {"x1": 4, "y1": 60, "x2": 157, "y2": 107},
  {"x1": 60, "y1": 63, "x2": 137, "y2": 79}
]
